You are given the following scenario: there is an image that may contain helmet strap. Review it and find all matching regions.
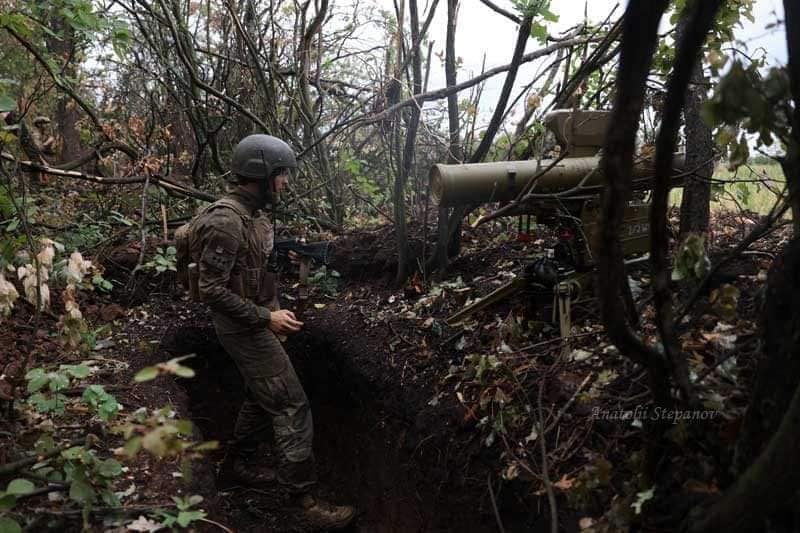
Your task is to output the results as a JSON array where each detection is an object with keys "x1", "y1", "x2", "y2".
[{"x1": 256, "y1": 178, "x2": 273, "y2": 208}]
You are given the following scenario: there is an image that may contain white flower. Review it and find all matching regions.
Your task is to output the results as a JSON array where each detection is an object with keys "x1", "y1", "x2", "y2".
[
  {"x1": 63, "y1": 251, "x2": 93, "y2": 284},
  {"x1": 36, "y1": 243, "x2": 55, "y2": 268},
  {"x1": 0, "y1": 274, "x2": 19, "y2": 317},
  {"x1": 18, "y1": 264, "x2": 50, "y2": 309}
]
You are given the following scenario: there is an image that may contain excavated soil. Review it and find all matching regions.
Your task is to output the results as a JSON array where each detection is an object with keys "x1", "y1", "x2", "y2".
[{"x1": 160, "y1": 309, "x2": 540, "y2": 532}]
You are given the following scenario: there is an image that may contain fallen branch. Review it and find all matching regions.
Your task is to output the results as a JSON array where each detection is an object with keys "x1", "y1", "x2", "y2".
[
  {"x1": 0, "y1": 439, "x2": 83, "y2": 476},
  {"x1": 0, "y1": 152, "x2": 217, "y2": 203},
  {"x1": 199, "y1": 517, "x2": 236, "y2": 533},
  {"x1": 487, "y1": 472, "x2": 507, "y2": 533},
  {"x1": 31, "y1": 502, "x2": 176, "y2": 517}
]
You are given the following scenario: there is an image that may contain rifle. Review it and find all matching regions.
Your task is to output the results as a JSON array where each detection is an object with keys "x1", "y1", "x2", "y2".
[
  {"x1": 274, "y1": 238, "x2": 333, "y2": 265},
  {"x1": 273, "y1": 238, "x2": 334, "y2": 318}
]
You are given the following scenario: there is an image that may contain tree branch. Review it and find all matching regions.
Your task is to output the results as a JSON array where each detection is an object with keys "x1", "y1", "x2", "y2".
[
  {"x1": 651, "y1": 0, "x2": 722, "y2": 403},
  {"x1": 1, "y1": 152, "x2": 217, "y2": 202},
  {"x1": 478, "y1": 0, "x2": 520, "y2": 24},
  {"x1": 597, "y1": 0, "x2": 672, "y2": 408}
]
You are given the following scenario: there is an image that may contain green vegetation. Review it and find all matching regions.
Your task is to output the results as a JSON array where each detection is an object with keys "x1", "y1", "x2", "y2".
[{"x1": 670, "y1": 162, "x2": 784, "y2": 215}]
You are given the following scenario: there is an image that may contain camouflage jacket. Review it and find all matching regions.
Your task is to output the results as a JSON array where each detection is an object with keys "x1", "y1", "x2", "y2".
[{"x1": 188, "y1": 189, "x2": 277, "y2": 334}]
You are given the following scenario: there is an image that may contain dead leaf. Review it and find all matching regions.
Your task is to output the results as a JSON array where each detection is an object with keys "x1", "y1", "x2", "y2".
[
  {"x1": 553, "y1": 474, "x2": 574, "y2": 491},
  {"x1": 683, "y1": 479, "x2": 719, "y2": 494},
  {"x1": 569, "y1": 349, "x2": 592, "y2": 362},
  {"x1": 126, "y1": 515, "x2": 164, "y2": 532},
  {"x1": 100, "y1": 303, "x2": 126, "y2": 322}
]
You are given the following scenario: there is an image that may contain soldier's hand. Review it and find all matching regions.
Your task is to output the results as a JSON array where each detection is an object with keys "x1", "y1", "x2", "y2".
[
  {"x1": 269, "y1": 309, "x2": 304, "y2": 335},
  {"x1": 287, "y1": 250, "x2": 301, "y2": 266}
]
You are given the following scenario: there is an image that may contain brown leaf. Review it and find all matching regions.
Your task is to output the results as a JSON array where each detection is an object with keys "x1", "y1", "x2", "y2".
[
  {"x1": 0, "y1": 380, "x2": 15, "y2": 401},
  {"x1": 553, "y1": 474, "x2": 575, "y2": 491},
  {"x1": 100, "y1": 303, "x2": 126, "y2": 322}
]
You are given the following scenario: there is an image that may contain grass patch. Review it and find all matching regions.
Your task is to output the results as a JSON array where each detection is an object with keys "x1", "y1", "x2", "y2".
[{"x1": 670, "y1": 163, "x2": 784, "y2": 215}]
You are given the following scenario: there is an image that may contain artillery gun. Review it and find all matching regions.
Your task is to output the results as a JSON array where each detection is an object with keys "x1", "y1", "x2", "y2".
[{"x1": 431, "y1": 109, "x2": 685, "y2": 335}]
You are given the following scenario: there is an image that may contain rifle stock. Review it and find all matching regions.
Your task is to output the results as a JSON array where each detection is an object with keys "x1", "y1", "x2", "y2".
[{"x1": 274, "y1": 238, "x2": 333, "y2": 265}]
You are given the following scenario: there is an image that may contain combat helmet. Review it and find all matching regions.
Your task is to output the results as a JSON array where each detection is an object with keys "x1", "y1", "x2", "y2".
[{"x1": 232, "y1": 134, "x2": 297, "y2": 179}]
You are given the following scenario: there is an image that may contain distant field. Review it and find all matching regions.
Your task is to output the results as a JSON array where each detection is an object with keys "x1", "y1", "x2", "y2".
[{"x1": 670, "y1": 163, "x2": 784, "y2": 215}]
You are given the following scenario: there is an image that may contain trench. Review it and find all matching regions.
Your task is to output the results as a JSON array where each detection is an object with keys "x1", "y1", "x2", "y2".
[{"x1": 164, "y1": 323, "x2": 518, "y2": 532}]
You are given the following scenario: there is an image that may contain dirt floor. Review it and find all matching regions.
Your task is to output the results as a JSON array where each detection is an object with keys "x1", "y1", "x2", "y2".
[{"x1": 0, "y1": 209, "x2": 790, "y2": 532}]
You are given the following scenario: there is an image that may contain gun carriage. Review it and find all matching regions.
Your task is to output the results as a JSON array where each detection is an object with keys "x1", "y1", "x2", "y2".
[{"x1": 430, "y1": 109, "x2": 685, "y2": 334}]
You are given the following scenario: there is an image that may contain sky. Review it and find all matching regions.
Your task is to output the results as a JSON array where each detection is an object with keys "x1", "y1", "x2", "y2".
[{"x1": 420, "y1": 0, "x2": 788, "y2": 124}]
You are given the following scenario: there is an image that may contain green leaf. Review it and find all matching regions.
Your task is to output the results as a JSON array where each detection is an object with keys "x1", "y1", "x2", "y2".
[
  {"x1": 62, "y1": 461, "x2": 84, "y2": 482},
  {"x1": 62, "y1": 364, "x2": 90, "y2": 379},
  {"x1": 100, "y1": 488, "x2": 121, "y2": 507},
  {"x1": 0, "y1": 13, "x2": 31, "y2": 37},
  {"x1": 6, "y1": 479, "x2": 34, "y2": 496},
  {"x1": 96, "y1": 458, "x2": 122, "y2": 478},
  {"x1": 176, "y1": 510, "x2": 206, "y2": 527},
  {"x1": 61, "y1": 446, "x2": 86, "y2": 461},
  {"x1": 35, "y1": 434, "x2": 56, "y2": 455},
  {"x1": 192, "y1": 440, "x2": 219, "y2": 452},
  {"x1": 0, "y1": 94, "x2": 14, "y2": 113},
  {"x1": 69, "y1": 479, "x2": 96, "y2": 505},
  {"x1": 26, "y1": 368, "x2": 48, "y2": 393},
  {"x1": 530, "y1": 21, "x2": 547, "y2": 43},
  {"x1": 173, "y1": 364, "x2": 195, "y2": 378},
  {"x1": 539, "y1": 7, "x2": 558, "y2": 22},
  {"x1": 48, "y1": 372, "x2": 69, "y2": 392},
  {"x1": 28, "y1": 392, "x2": 60, "y2": 414},
  {"x1": 0, "y1": 517, "x2": 21, "y2": 533},
  {"x1": 176, "y1": 420, "x2": 193, "y2": 435},
  {"x1": 134, "y1": 366, "x2": 159, "y2": 382},
  {"x1": 0, "y1": 494, "x2": 17, "y2": 512},
  {"x1": 123, "y1": 436, "x2": 142, "y2": 458}
]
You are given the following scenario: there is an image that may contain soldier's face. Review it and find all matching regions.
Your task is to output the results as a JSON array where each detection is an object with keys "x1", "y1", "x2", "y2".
[{"x1": 273, "y1": 169, "x2": 290, "y2": 193}]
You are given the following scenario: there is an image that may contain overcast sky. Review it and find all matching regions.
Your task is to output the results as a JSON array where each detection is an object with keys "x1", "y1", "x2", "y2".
[{"x1": 419, "y1": 0, "x2": 787, "y2": 124}]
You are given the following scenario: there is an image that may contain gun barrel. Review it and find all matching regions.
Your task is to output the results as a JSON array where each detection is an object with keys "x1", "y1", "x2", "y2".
[
  {"x1": 430, "y1": 153, "x2": 685, "y2": 208},
  {"x1": 275, "y1": 239, "x2": 333, "y2": 264}
]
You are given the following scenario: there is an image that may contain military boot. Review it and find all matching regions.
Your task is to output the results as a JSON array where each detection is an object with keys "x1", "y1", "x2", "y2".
[
  {"x1": 229, "y1": 455, "x2": 277, "y2": 487},
  {"x1": 298, "y1": 493, "x2": 355, "y2": 531}
]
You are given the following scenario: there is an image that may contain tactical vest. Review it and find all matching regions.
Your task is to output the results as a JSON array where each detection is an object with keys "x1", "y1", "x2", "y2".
[{"x1": 175, "y1": 197, "x2": 277, "y2": 308}]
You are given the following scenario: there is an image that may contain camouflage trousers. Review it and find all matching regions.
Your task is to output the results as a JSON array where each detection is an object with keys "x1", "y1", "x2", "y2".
[{"x1": 215, "y1": 324, "x2": 317, "y2": 491}]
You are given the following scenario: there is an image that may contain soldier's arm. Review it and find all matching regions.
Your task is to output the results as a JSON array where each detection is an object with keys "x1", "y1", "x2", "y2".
[{"x1": 197, "y1": 216, "x2": 271, "y2": 328}]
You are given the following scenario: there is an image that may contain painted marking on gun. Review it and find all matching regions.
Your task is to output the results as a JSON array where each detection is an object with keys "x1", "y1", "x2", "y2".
[{"x1": 626, "y1": 222, "x2": 649, "y2": 236}]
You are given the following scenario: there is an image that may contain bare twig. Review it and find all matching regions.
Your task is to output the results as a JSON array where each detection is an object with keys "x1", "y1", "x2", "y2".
[
  {"x1": 545, "y1": 372, "x2": 593, "y2": 434},
  {"x1": 538, "y1": 377, "x2": 559, "y2": 533},
  {"x1": 199, "y1": 517, "x2": 236, "y2": 533},
  {"x1": 487, "y1": 472, "x2": 507, "y2": 533},
  {"x1": 473, "y1": 151, "x2": 570, "y2": 226},
  {"x1": 347, "y1": 186, "x2": 395, "y2": 224}
]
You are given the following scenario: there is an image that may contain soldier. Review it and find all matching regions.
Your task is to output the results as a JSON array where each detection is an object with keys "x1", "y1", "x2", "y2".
[{"x1": 187, "y1": 134, "x2": 355, "y2": 530}]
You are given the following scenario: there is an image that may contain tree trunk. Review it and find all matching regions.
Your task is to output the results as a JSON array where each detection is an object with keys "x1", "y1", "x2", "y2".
[
  {"x1": 394, "y1": 0, "x2": 423, "y2": 284},
  {"x1": 431, "y1": 0, "x2": 462, "y2": 271},
  {"x1": 45, "y1": 11, "x2": 81, "y2": 164},
  {"x1": 433, "y1": 10, "x2": 532, "y2": 270},
  {"x1": 677, "y1": 1, "x2": 714, "y2": 237}
]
